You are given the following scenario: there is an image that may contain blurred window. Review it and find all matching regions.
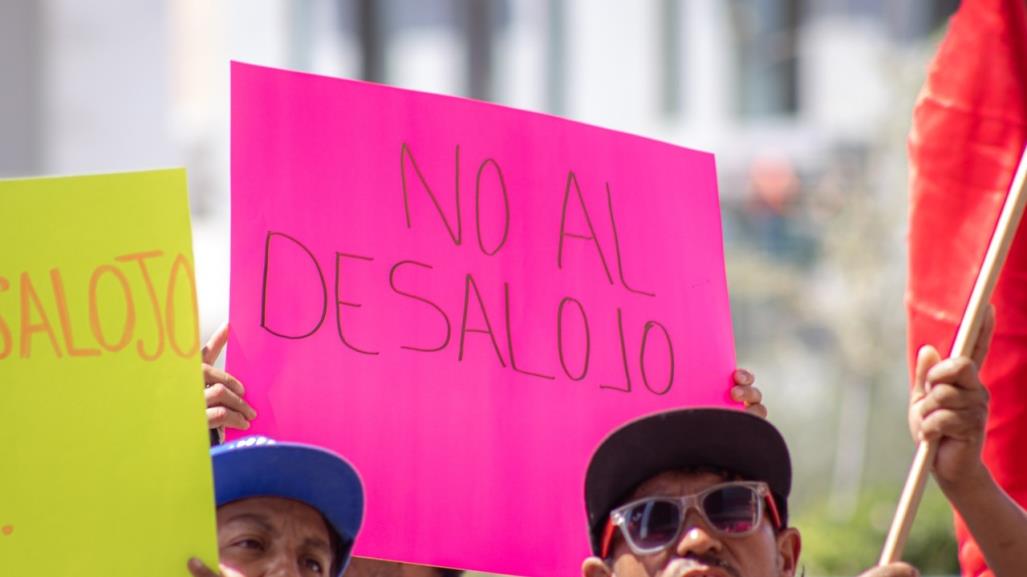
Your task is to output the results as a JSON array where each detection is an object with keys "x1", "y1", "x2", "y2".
[
  {"x1": 545, "y1": 0, "x2": 566, "y2": 115},
  {"x1": 346, "y1": 0, "x2": 510, "y2": 99},
  {"x1": 660, "y1": 0, "x2": 684, "y2": 117},
  {"x1": 730, "y1": 0, "x2": 801, "y2": 118}
]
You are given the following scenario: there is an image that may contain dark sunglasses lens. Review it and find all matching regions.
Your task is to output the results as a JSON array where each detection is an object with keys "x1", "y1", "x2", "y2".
[
  {"x1": 703, "y1": 485, "x2": 759, "y2": 533},
  {"x1": 624, "y1": 500, "x2": 682, "y2": 550}
]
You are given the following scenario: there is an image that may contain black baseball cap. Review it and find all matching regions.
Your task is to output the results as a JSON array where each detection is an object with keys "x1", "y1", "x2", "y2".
[{"x1": 584, "y1": 408, "x2": 792, "y2": 555}]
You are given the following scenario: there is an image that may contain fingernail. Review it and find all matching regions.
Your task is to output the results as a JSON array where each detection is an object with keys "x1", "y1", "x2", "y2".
[{"x1": 188, "y1": 557, "x2": 203, "y2": 570}]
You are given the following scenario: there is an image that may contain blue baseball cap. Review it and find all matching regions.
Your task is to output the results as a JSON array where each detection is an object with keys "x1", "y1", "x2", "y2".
[{"x1": 211, "y1": 436, "x2": 364, "y2": 576}]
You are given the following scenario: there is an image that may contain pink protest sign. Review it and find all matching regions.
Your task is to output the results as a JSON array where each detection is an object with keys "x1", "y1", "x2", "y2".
[{"x1": 229, "y1": 61, "x2": 738, "y2": 577}]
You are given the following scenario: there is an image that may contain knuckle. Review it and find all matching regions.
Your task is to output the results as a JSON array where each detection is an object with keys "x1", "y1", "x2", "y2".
[
  {"x1": 207, "y1": 407, "x2": 227, "y2": 425},
  {"x1": 915, "y1": 403, "x2": 931, "y2": 421},
  {"x1": 228, "y1": 413, "x2": 250, "y2": 429},
  {"x1": 921, "y1": 413, "x2": 944, "y2": 432},
  {"x1": 208, "y1": 383, "x2": 228, "y2": 401},
  {"x1": 931, "y1": 359, "x2": 962, "y2": 381},
  {"x1": 930, "y1": 384, "x2": 951, "y2": 400},
  {"x1": 955, "y1": 358, "x2": 977, "y2": 378},
  {"x1": 933, "y1": 385, "x2": 961, "y2": 406}
]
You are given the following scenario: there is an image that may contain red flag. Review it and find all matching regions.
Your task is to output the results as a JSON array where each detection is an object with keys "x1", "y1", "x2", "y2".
[{"x1": 907, "y1": 1, "x2": 1027, "y2": 575}]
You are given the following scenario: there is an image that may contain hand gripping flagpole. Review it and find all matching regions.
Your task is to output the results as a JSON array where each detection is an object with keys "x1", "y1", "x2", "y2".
[{"x1": 880, "y1": 143, "x2": 1027, "y2": 564}]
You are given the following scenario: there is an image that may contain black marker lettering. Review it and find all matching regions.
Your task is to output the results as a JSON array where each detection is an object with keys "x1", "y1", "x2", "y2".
[
  {"x1": 600, "y1": 307, "x2": 632, "y2": 393},
  {"x1": 334, "y1": 252, "x2": 379, "y2": 355},
  {"x1": 504, "y1": 283, "x2": 554, "y2": 380},
  {"x1": 389, "y1": 259, "x2": 451, "y2": 353},
  {"x1": 558, "y1": 171, "x2": 613, "y2": 284},
  {"x1": 607, "y1": 183, "x2": 655, "y2": 297},
  {"x1": 401, "y1": 142, "x2": 463, "y2": 246},
  {"x1": 556, "y1": 296, "x2": 590, "y2": 381},
  {"x1": 475, "y1": 158, "x2": 511, "y2": 256},
  {"x1": 458, "y1": 273, "x2": 506, "y2": 367},
  {"x1": 640, "y1": 320, "x2": 674, "y2": 395},
  {"x1": 260, "y1": 231, "x2": 327, "y2": 339}
]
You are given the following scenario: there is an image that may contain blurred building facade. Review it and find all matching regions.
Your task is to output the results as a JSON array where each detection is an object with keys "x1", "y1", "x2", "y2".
[
  {"x1": 0, "y1": 1, "x2": 962, "y2": 573},
  {"x1": 0, "y1": 0, "x2": 955, "y2": 328}
]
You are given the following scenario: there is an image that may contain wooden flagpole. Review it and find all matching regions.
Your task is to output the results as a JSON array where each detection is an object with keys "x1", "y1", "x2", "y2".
[{"x1": 880, "y1": 143, "x2": 1027, "y2": 564}]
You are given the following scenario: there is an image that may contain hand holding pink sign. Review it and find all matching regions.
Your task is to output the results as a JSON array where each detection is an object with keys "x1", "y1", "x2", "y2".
[{"x1": 229, "y1": 62, "x2": 738, "y2": 577}]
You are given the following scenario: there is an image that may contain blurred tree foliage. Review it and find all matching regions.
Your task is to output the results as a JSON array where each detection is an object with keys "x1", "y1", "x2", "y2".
[{"x1": 796, "y1": 483, "x2": 959, "y2": 576}]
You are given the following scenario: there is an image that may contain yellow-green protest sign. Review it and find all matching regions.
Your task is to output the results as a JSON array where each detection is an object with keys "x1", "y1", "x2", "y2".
[{"x1": 0, "y1": 169, "x2": 217, "y2": 575}]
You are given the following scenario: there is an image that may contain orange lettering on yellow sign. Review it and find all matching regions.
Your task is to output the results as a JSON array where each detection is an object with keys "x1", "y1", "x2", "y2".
[{"x1": 0, "y1": 252, "x2": 198, "y2": 361}]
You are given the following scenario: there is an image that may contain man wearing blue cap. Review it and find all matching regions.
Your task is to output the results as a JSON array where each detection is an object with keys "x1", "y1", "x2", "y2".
[{"x1": 186, "y1": 436, "x2": 364, "y2": 577}]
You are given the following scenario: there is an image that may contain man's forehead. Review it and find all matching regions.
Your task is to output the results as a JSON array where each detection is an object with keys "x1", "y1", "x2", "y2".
[
  {"x1": 218, "y1": 496, "x2": 331, "y2": 539},
  {"x1": 627, "y1": 469, "x2": 734, "y2": 500}
]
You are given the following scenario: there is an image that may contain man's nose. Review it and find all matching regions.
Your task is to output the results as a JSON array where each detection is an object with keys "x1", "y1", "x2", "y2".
[{"x1": 674, "y1": 511, "x2": 724, "y2": 557}]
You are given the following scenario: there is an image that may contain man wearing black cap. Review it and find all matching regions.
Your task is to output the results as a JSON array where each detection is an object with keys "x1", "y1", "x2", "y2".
[
  {"x1": 187, "y1": 436, "x2": 365, "y2": 577},
  {"x1": 581, "y1": 408, "x2": 918, "y2": 577}
]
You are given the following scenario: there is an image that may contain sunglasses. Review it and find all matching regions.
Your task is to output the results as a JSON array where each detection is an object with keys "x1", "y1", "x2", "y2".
[{"x1": 600, "y1": 481, "x2": 782, "y2": 558}]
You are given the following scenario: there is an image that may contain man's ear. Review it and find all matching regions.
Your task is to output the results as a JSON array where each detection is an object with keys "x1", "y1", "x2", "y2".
[
  {"x1": 582, "y1": 556, "x2": 613, "y2": 577},
  {"x1": 776, "y1": 527, "x2": 802, "y2": 577}
]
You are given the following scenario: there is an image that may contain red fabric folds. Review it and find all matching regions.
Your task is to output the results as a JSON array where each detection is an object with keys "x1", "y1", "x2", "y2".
[{"x1": 906, "y1": 1, "x2": 1027, "y2": 575}]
